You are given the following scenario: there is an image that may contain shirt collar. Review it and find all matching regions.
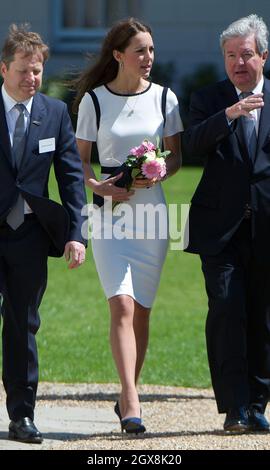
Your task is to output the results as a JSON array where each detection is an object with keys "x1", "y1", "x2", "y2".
[
  {"x1": 1, "y1": 84, "x2": 33, "y2": 115},
  {"x1": 235, "y1": 76, "x2": 264, "y2": 97}
]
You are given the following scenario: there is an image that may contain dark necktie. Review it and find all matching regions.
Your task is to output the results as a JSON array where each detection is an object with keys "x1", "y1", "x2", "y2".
[
  {"x1": 239, "y1": 91, "x2": 257, "y2": 161},
  {"x1": 6, "y1": 104, "x2": 26, "y2": 230}
]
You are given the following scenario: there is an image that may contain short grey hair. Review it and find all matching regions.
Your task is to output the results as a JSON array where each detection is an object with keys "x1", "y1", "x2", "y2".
[{"x1": 220, "y1": 14, "x2": 269, "y2": 55}]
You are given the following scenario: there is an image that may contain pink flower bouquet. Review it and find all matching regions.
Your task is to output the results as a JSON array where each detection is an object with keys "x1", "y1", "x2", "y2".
[
  {"x1": 109, "y1": 138, "x2": 170, "y2": 211},
  {"x1": 125, "y1": 137, "x2": 170, "y2": 187},
  {"x1": 93, "y1": 138, "x2": 171, "y2": 210}
]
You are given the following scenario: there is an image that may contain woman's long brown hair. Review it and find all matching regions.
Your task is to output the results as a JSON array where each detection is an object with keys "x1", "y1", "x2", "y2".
[{"x1": 72, "y1": 17, "x2": 152, "y2": 113}]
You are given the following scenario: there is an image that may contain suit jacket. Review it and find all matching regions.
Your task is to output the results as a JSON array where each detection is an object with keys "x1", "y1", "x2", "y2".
[
  {"x1": 0, "y1": 91, "x2": 87, "y2": 257},
  {"x1": 182, "y1": 77, "x2": 270, "y2": 260}
]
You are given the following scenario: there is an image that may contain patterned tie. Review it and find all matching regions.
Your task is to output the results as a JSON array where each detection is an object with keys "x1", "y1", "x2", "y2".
[
  {"x1": 6, "y1": 104, "x2": 26, "y2": 230},
  {"x1": 239, "y1": 92, "x2": 257, "y2": 161}
]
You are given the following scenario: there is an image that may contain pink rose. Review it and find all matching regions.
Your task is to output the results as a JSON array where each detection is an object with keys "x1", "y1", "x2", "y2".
[
  {"x1": 130, "y1": 144, "x2": 146, "y2": 157},
  {"x1": 142, "y1": 140, "x2": 156, "y2": 152},
  {"x1": 142, "y1": 160, "x2": 164, "y2": 179},
  {"x1": 159, "y1": 163, "x2": 167, "y2": 178},
  {"x1": 130, "y1": 147, "x2": 139, "y2": 156}
]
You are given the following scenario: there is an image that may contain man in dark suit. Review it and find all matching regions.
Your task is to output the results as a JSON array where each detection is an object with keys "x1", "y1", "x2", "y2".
[
  {"x1": 0, "y1": 24, "x2": 87, "y2": 443},
  {"x1": 183, "y1": 14, "x2": 270, "y2": 433}
]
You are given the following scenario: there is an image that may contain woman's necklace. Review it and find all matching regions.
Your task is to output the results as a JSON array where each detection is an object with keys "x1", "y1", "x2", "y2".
[
  {"x1": 125, "y1": 94, "x2": 140, "y2": 117},
  {"x1": 108, "y1": 81, "x2": 149, "y2": 117}
]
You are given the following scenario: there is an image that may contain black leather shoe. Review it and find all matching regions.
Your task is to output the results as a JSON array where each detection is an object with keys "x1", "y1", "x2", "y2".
[
  {"x1": 9, "y1": 417, "x2": 43, "y2": 443},
  {"x1": 248, "y1": 407, "x2": 270, "y2": 432},
  {"x1": 224, "y1": 406, "x2": 250, "y2": 433}
]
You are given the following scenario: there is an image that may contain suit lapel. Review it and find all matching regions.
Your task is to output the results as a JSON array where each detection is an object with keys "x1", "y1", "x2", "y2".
[
  {"x1": 0, "y1": 91, "x2": 14, "y2": 171},
  {"x1": 219, "y1": 79, "x2": 239, "y2": 106},
  {"x1": 256, "y1": 78, "x2": 270, "y2": 161},
  {"x1": 19, "y1": 92, "x2": 46, "y2": 171},
  {"x1": 219, "y1": 80, "x2": 250, "y2": 163}
]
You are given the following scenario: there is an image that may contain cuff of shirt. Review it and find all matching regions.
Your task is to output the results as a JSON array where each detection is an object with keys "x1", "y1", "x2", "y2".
[{"x1": 226, "y1": 116, "x2": 235, "y2": 126}]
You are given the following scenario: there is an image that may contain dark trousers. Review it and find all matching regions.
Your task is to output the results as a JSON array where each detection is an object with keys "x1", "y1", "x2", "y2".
[
  {"x1": 0, "y1": 216, "x2": 49, "y2": 421},
  {"x1": 201, "y1": 220, "x2": 270, "y2": 413}
]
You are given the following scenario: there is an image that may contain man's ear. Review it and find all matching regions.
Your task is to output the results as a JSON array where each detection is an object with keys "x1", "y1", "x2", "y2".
[
  {"x1": 0, "y1": 61, "x2": 7, "y2": 78},
  {"x1": 262, "y1": 50, "x2": 268, "y2": 66}
]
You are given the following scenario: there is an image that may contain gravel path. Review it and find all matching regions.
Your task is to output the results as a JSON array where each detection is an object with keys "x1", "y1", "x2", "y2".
[{"x1": 0, "y1": 383, "x2": 269, "y2": 450}]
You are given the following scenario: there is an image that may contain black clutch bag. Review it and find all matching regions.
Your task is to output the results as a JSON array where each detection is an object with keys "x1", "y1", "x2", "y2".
[{"x1": 93, "y1": 163, "x2": 133, "y2": 208}]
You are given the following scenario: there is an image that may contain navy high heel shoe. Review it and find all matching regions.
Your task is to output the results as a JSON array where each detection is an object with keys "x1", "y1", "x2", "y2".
[
  {"x1": 114, "y1": 401, "x2": 122, "y2": 421},
  {"x1": 121, "y1": 417, "x2": 146, "y2": 434}
]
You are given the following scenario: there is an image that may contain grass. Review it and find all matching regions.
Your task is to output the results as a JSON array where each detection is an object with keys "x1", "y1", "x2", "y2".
[{"x1": 3, "y1": 166, "x2": 211, "y2": 387}]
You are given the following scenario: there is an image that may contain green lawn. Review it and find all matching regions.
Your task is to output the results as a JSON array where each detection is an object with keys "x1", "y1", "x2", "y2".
[{"x1": 5, "y1": 166, "x2": 212, "y2": 387}]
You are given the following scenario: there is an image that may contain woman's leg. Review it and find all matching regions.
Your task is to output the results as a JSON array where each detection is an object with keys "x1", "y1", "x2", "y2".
[
  {"x1": 133, "y1": 301, "x2": 151, "y2": 384},
  {"x1": 109, "y1": 295, "x2": 140, "y2": 418}
]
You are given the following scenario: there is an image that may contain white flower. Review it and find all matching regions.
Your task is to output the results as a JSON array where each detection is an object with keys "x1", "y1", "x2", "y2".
[{"x1": 144, "y1": 150, "x2": 156, "y2": 161}]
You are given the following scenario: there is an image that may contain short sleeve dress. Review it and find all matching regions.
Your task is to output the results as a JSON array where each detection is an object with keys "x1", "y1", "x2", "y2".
[{"x1": 76, "y1": 82, "x2": 183, "y2": 307}]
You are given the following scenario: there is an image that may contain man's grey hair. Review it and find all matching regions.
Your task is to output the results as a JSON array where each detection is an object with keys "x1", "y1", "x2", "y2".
[{"x1": 220, "y1": 14, "x2": 269, "y2": 55}]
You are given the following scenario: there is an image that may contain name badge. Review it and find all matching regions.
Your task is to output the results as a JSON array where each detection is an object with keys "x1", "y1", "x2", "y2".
[{"x1": 39, "y1": 137, "x2": 55, "y2": 154}]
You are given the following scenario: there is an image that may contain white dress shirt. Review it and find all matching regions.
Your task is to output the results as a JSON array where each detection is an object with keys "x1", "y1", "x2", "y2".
[{"x1": 1, "y1": 84, "x2": 33, "y2": 214}]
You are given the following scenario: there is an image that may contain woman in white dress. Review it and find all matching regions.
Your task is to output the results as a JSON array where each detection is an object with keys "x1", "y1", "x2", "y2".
[{"x1": 74, "y1": 18, "x2": 183, "y2": 433}]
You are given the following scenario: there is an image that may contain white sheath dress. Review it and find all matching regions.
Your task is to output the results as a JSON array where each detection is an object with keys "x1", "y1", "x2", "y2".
[{"x1": 76, "y1": 82, "x2": 183, "y2": 307}]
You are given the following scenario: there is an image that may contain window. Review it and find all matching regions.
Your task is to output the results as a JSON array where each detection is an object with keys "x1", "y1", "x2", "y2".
[{"x1": 52, "y1": 0, "x2": 141, "y2": 52}]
